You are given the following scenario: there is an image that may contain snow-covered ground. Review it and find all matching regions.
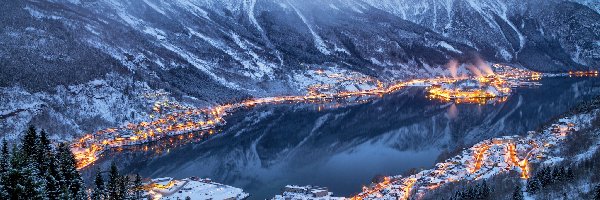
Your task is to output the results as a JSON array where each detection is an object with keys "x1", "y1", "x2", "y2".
[
  {"x1": 290, "y1": 67, "x2": 381, "y2": 95},
  {"x1": 146, "y1": 177, "x2": 249, "y2": 200},
  {"x1": 272, "y1": 185, "x2": 344, "y2": 200},
  {"x1": 354, "y1": 111, "x2": 595, "y2": 199}
]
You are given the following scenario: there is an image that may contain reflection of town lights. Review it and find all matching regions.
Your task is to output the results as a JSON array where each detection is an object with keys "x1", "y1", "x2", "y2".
[{"x1": 73, "y1": 65, "x2": 548, "y2": 170}]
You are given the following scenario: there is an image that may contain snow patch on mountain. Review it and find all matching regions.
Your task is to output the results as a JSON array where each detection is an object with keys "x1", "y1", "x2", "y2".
[
  {"x1": 287, "y1": 1, "x2": 331, "y2": 55},
  {"x1": 438, "y1": 41, "x2": 462, "y2": 53}
]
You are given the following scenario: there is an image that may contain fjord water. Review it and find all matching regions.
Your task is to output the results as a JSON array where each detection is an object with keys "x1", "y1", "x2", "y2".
[{"x1": 93, "y1": 77, "x2": 600, "y2": 199}]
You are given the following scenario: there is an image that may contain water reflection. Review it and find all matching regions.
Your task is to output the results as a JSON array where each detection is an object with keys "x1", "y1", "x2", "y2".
[
  {"x1": 447, "y1": 104, "x2": 458, "y2": 119},
  {"x1": 89, "y1": 77, "x2": 600, "y2": 199}
]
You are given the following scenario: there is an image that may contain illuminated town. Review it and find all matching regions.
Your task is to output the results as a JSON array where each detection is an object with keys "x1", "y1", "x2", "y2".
[
  {"x1": 71, "y1": 64, "x2": 571, "y2": 170},
  {"x1": 67, "y1": 63, "x2": 600, "y2": 199},
  {"x1": 259, "y1": 110, "x2": 590, "y2": 200},
  {"x1": 349, "y1": 115, "x2": 583, "y2": 200},
  {"x1": 3, "y1": 2, "x2": 599, "y2": 199},
  {"x1": 425, "y1": 63, "x2": 542, "y2": 104},
  {"x1": 267, "y1": 112, "x2": 586, "y2": 200}
]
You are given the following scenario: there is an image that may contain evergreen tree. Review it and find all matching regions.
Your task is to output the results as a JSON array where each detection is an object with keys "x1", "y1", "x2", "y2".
[
  {"x1": 21, "y1": 161, "x2": 47, "y2": 199},
  {"x1": 537, "y1": 167, "x2": 552, "y2": 188},
  {"x1": 91, "y1": 170, "x2": 106, "y2": 200},
  {"x1": 35, "y1": 130, "x2": 62, "y2": 200},
  {"x1": 512, "y1": 184, "x2": 524, "y2": 200},
  {"x1": 57, "y1": 143, "x2": 85, "y2": 200},
  {"x1": 36, "y1": 130, "x2": 52, "y2": 174},
  {"x1": 119, "y1": 175, "x2": 131, "y2": 200},
  {"x1": 566, "y1": 167, "x2": 575, "y2": 181},
  {"x1": 10, "y1": 127, "x2": 50, "y2": 200},
  {"x1": 0, "y1": 140, "x2": 10, "y2": 200},
  {"x1": 7, "y1": 143, "x2": 25, "y2": 200},
  {"x1": 552, "y1": 167, "x2": 565, "y2": 183},
  {"x1": 594, "y1": 184, "x2": 600, "y2": 200},
  {"x1": 0, "y1": 139, "x2": 9, "y2": 174},
  {"x1": 6, "y1": 167, "x2": 24, "y2": 200},
  {"x1": 133, "y1": 174, "x2": 144, "y2": 200},
  {"x1": 526, "y1": 178, "x2": 540, "y2": 193},
  {"x1": 44, "y1": 149, "x2": 61, "y2": 200},
  {"x1": 0, "y1": 180, "x2": 6, "y2": 200},
  {"x1": 44, "y1": 169, "x2": 60, "y2": 200},
  {"x1": 452, "y1": 190, "x2": 463, "y2": 200},
  {"x1": 22, "y1": 126, "x2": 39, "y2": 162},
  {"x1": 479, "y1": 181, "x2": 490, "y2": 199},
  {"x1": 107, "y1": 163, "x2": 121, "y2": 200}
]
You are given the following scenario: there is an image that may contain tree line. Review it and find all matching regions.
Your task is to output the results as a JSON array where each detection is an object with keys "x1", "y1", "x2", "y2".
[
  {"x1": 447, "y1": 181, "x2": 491, "y2": 200},
  {"x1": 526, "y1": 165, "x2": 575, "y2": 194},
  {"x1": 0, "y1": 126, "x2": 145, "y2": 200}
]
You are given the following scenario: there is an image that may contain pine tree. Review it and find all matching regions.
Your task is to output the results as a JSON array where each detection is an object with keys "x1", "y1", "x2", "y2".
[
  {"x1": 133, "y1": 174, "x2": 144, "y2": 200},
  {"x1": 119, "y1": 175, "x2": 131, "y2": 200},
  {"x1": 538, "y1": 167, "x2": 552, "y2": 188},
  {"x1": 552, "y1": 167, "x2": 565, "y2": 183},
  {"x1": 45, "y1": 154, "x2": 61, "y2": 200},
  {"x1": 14, "y1": 127, "x2": 49, "y2": 200},
  {"x1": 91, "y1": 170, "x2": 106, "y2": 200},
  {"x1": 526, "y1": 177, "x2": 540, "y2": 193},
  {"x1": 6, "y1": 167, "x2": 24, "y2": 200},
  {"x1": 566, "y1": 167, "x2": 575, "y2": 181},
  {"x1": 22, "y1": 126, "x2": 39, "y2": 162},
  {"x1": 594, "y1": 184, "x2": 600, "y2": 200},
  {"x1": 0, "y1": 140, "x2": 10, "y2": 200},
  {"x1": 21, "y1": 161, "x2": 47, "y2": 199},
  {"x1": 36, "y1": 130, "x2": 52, "y2": 174},
  {"x1": 479, "y1": 181, "x2": 490, "y2": 199},
  {"x1": 452, "y1": 190, "x2": 463, "y2": 200},
  {"x1": 512, "y1": 184, "x2": 524, "y2": 200},
  {"x1": 0, "y1": 181, "x2": 6, "y2": 200},
  {"x1": 107, "y1": 163, "x2": 121, "y2": 200},
  {"x1": 0, "y1": 139, "x2": 9, "y2": 174},
  {"x1": 7, "y1": 143, "x2": 26, "y2": 200},
  {"x1": 57, "y1": 143, "x2": 85, "y2": 200},
  {"x1": 44, "y1": 171, "x2": 59, "y2": 200}
]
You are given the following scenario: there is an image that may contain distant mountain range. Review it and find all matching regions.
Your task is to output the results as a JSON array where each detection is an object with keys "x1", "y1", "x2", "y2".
[{"x1": 1, "y1": 0, "x2": 599, "y2": 139}]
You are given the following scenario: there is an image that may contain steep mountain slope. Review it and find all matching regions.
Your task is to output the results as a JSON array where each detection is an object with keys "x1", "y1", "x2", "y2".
[
  {"x1": 362, "y1": 0, "x2": 600, "y2": 71},
  {"x1": 1, "y1": 0, "x2": 599, "y2": 139}
]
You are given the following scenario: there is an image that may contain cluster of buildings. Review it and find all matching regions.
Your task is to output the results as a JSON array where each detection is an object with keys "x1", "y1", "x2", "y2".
[
  {"x1": 123, "y1": 115, "x2": 581, "y2": 200},
  {"x1": 568, "y1": 70, "x2": 599, "y2": 77},
  {"x1": 425, "y1": 65, "x2": 547, "y2": 104},
  {"x1": 492, "y1": 64, "x2": 542, "y2": 79},
  {"x1": 67, "y1": 63, "x2": 596, "y2": 199},
  {"x1": 272, "y1": 185, "x2": 343, "y2": 200},
  {"x1": 71, "y1": 78, "x2": 401, "y2": 169},
  {"x1": 70, "y1": 63, "x2": 569, "y2": 170},
  {"x1": 71, "y1": 100, "x2": 229, "y2": 169},
  {"x1": 353, "y1": 115, "x2": 584, "y2": 200},
  {"x1": 145, "y1": 177, "x2": 249, "y2": 200},
  {"x1": 306, "y1": 69, "x2": 383, "y2": 97},
  {"x1": 427, "y1": 77, "x2": 511, "y2": 101}
]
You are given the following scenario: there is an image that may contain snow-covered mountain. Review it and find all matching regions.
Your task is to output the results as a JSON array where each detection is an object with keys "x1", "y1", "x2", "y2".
[{"x1": 1, "y1": 0, "x2": 599, "y2": 139}]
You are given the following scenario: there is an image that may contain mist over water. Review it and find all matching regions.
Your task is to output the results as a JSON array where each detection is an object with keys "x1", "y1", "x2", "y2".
[{"x1": 90, "y1": 77, "x2": 600, "y2": 199}]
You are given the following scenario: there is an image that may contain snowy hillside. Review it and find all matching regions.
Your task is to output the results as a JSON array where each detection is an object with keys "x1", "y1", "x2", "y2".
[{"x1": 1, "y1": 0, "x2": 599, "y2": 140}]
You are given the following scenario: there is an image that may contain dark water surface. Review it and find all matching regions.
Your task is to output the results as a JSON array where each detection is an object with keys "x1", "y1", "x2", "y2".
[{"x1": 90, "y1": 77, "x2": 600, "y2": 199}]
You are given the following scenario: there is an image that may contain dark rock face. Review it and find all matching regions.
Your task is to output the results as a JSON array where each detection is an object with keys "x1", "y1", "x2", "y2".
[{"x1": 0, "y1": 0, "x2": 598, "y2": 138}]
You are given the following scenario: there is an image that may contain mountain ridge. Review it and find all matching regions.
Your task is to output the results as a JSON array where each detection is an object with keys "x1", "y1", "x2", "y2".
[{"x1": 1, "y1": 0, "x2": 599, "y2": 140}]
